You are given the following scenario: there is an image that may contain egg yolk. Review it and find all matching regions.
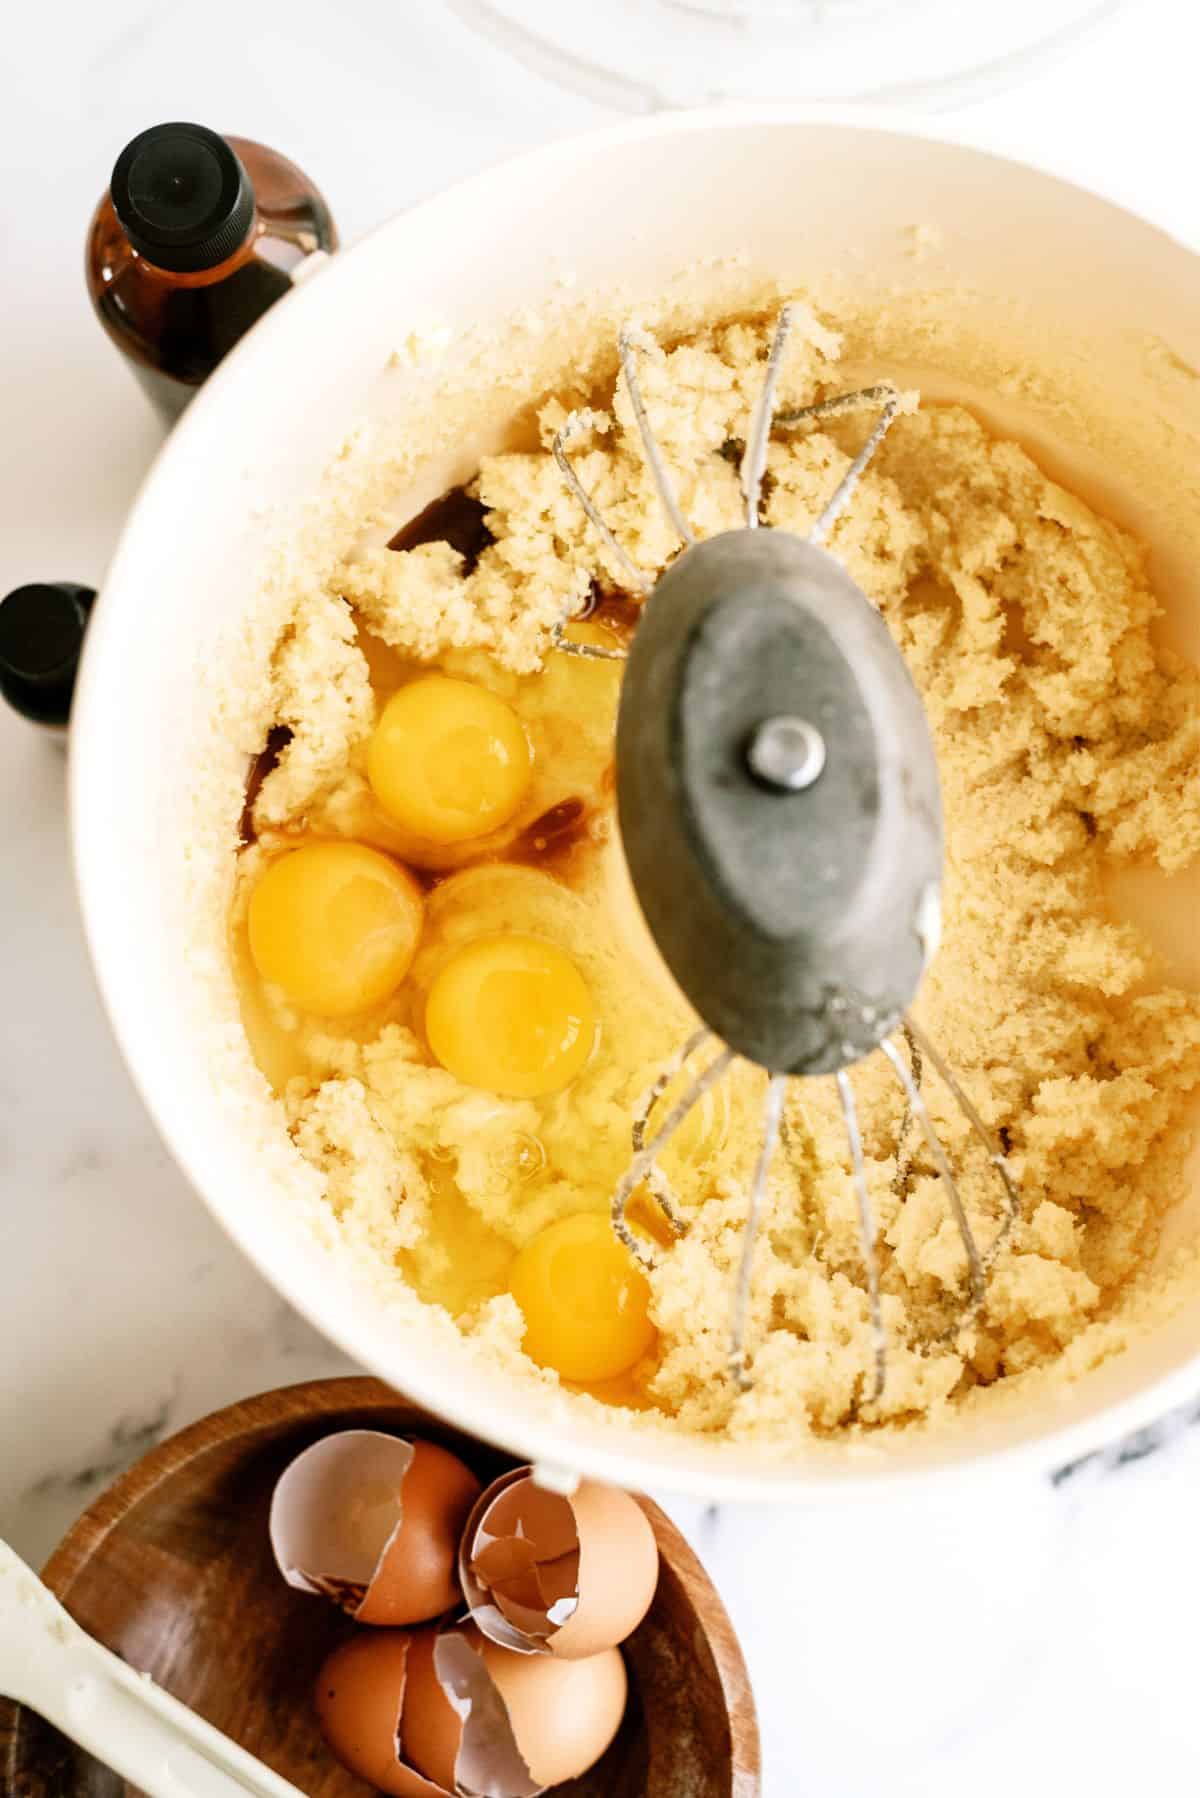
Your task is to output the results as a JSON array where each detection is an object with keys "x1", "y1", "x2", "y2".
[
  {"x1": 509, "y1": 1213, "x2": 657, "y2": 1383},
  {"x1": 425, "y1": 934, "x2": 595, "y2": 1098},
  {"x1": 367, "y1": 674, "x2": 533, "y2": 844},
  {"x1": 247, "y1": 840, "x2": 424, "y2": 1017}
]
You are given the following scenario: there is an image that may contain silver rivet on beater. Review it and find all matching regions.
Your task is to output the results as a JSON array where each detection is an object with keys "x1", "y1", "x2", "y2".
[{"x1": 746, "y1": 716, "x2": 827, "y2": 793}]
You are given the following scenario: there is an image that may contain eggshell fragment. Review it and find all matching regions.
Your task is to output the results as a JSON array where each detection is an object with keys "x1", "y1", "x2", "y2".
[
  {"x1": 314, "y1": 1630, "x2": 447, "y2": 1798},
  {"x1": 459, "y1": 1467, "x2": 659, "y2": 1658},
  {"x1": 397, "y1": 1620, "x2": 469, "y2": 1793},
  {"x1": 425, "y1": 1623, "x2": 541, "y2": 1798},
  {"x1": 315, "y1": 1616, "x2": 627, "y2": 1796},
  {"x1": 478, "y1": 1631, "x2": 628, "y2": 1788},
  {"x1": 270, "y1": 1429, "x2": 481, "y2": 1625}
]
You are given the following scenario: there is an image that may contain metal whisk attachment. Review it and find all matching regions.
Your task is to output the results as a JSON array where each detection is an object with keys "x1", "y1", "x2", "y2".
[{"x1": 550, "y1": 312, "x2": 1020, "y2": 1405}]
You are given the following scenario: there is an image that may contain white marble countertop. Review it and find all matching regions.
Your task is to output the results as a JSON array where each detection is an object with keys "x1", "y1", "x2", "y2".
[{"x1": 3, "y1": 3, "x2": 1200, "y2": 1792}]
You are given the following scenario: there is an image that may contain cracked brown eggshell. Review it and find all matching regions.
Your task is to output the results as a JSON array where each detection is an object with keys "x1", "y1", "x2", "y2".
[
  {"x1": 315, "y1": 1616, "x2": 627, "y2": 1796},
  {"x1": 270, "y1": 1429, "x2": 481, "y2": 1625},
  {"x1": 314, "y1": 1629, "x2": 447, "y2": 1798},
  {"x1": 459, "y1": 1467, "x2": 659, "y2": 1658},
  {"x1": 407, "y1": 1621, "x2": 542, "y2": 1797},
  {"x1": 477, "y1": 1629, "x2": 628, "y2": 1789},
  {"x1": 392, "y1": 1623, "x2": 463, "y2": 1794},
  {"x1": 407, "y1": 1620, "x2": 625, "y2": 1795}
]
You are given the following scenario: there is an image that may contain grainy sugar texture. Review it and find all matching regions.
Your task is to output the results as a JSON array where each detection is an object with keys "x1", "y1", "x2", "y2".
[{"x1": 233, "y1": 306, "x2": 1200, "y2": 1446}]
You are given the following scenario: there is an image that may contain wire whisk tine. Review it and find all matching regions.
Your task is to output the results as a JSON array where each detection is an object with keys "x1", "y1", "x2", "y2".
[
  {"x1": 611, "y1": 1046, "x2": 736, "y2": 1266},
  {"x1": 548, "y1": 619, "x2": 628, "y2": 663},
  {"x1": 903, "y1": 1015, "x2": 1021, "y2": 1266},
  {"x1": 552, "y1": 409, "x2": 652, "y2": 596},
  {"x1": 774, "y1": 380, "x2": 900, "y2": 549},
  {"x1": 837, "y1": 1070, "x2": 886, "y2": 1405},
  {"x1": 630, "y1": 1026, "x2": 711, "y2": 1238},
  {"x1": 619, "y1": 326, "x2": 696, "y2": 550},
  {"x1": 881, "y1": 1036, "x2": 986, "y2": 1306},
  {"x1": 740, "y1": 304, "x2": 795, "y2": 530},
  {"x1": 776, "y1": 381, "x2": 900, "y2": 430},
  {"x1": 891, "y1": 1019, "x2": 923, "y2": 1198},
  {"x1": 730, "y1": 1074, "x2": 786, "y2": 1391}
]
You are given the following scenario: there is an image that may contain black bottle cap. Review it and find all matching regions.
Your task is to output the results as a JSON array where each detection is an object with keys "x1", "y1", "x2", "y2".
[
  {"x1": 110, "y1": 123, "x2": 254, "y2": 274},
  {"x1": 0, "y1": 583, "x2": 95, "y2": 728}
]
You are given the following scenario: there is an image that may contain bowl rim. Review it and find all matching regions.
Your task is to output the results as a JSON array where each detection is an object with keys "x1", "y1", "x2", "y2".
[{"x1": 68, "y1": 102, "x2": 1200, "y2": 1501}]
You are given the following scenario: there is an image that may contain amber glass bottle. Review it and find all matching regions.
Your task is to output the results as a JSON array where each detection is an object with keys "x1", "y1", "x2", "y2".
[{"x1": 86, "y1": 122, "x2": 337, "y2": 423}]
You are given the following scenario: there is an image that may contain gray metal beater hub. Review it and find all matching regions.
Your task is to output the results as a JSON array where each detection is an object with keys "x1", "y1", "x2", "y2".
[{"x1": 615, "y1": 528, "x2": 943, "y2": 1076}]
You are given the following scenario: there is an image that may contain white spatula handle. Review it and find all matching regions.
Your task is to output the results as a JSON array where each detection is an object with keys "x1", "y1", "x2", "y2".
[{"x1": 0, "y1": 1537, "x2": 308, "y2": 1798}]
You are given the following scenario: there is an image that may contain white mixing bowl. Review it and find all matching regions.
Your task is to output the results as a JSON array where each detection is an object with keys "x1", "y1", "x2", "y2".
[{"x1": 70, "y1": 108, "x2": 1200, "y2": 1499}]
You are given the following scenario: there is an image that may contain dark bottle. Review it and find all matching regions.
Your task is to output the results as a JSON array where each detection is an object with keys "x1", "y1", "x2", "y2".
[
  {"x1": 0, "y1": 583, "x2": 96, "y2": 731},
  {"x1": 86, "y1": 122, "x2": 337, "y2": 423}
]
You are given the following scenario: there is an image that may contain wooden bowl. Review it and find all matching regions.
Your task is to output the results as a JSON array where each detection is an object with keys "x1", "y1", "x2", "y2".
[{"x1": 0, "y1": 1377, "x2": 760, "y2": 1797}]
